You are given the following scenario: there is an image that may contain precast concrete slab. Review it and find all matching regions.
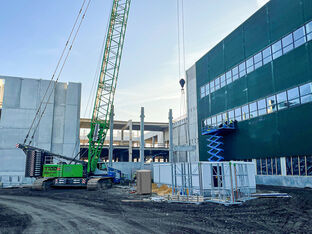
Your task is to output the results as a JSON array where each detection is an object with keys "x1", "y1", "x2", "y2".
[{"x1": 0, "y1": 75, "x2": 81, "y2": 187}]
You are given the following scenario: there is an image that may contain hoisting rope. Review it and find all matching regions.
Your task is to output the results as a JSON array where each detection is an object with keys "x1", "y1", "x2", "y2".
[
  {"x1": 24, "y1": 0, "x2": 92, "y2": 145},
  {"x1": 177, "y1": 0, "x2": 191, "y2": 160}
]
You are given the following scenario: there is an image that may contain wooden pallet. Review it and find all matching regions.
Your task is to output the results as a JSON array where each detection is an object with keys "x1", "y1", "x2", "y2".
[{"x1": 165, "y1": 194, "x2": 205, "y2": 203}]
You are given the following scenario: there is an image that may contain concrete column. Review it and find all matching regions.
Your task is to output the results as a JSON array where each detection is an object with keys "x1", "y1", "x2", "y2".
[
  {"x1": 121, "y1": 130, "x2": 124, "y2": 144},
  {"x1": 252, "y1": 159, "x2": 257, "y2": 175},
  {"x1": 152, "y1": 136, "x2": 155, "y2": 148},
  {"x1": 169, "y1": 109, "x2": 173, "y2": 163},
  {"x1": 159, "y1": 132, "x2": 165, "y2": 147},
  {"x1": 108, "y1": 106, "x2": 114, "y2": 167},
  {"x1": 129, "y1": 120, "x2": 133, "y2": 162},
  {"x1": 281, "y1": 157, "x2": 287, "y2": 176},
  {"x1": 140, "y1": 107, "x2": 145, "y2": 166}
]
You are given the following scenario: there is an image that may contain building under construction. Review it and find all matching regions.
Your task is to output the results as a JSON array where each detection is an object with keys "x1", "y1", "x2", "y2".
[{"x1": 184, "y1": 0, "x2": 312, "y2": 187}]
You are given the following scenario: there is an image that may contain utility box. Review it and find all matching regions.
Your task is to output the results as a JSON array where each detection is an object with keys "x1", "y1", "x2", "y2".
[{"x1": 136, "y1": 170, "x2": 152, "y2": 195}]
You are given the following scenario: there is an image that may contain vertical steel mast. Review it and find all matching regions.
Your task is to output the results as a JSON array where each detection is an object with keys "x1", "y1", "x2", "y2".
[{"x1": 88, "y1": 0, "x2": 131, "y2": 173}]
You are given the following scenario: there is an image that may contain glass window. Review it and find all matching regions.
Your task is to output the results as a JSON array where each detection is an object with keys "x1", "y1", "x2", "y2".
[
  {"x1": 300, "y1": 82, "x2": 312, "y2": 96},
  {"x1": 211, "y1": 116, "x2": 217, "y2": 126},
  {"x1": 249, "y1": 102, "x2": 258, "y2": 118},
  {"x1": 287, "y1": 87, "x2": 300, "y2": 107},
  {"x1": 228, "y1": 110, "x2": 234, "y2": 121},
  {"x1": 257, "y1": 159, "x2": 261, "y2": 175},
  {"x1": 272, "y1": 40, "x2": 282, "y2": 59},
  {"x1": 277, "y1": 158, "x2": 281, "y2": 175},
  {"x1": 282, "y1": 34, "x2": 294, "y2": 54},
  {"x1": 307, "y1": 156, "x2": 312, "y2": 176},
  {"x1": 234, "y1": 107, "x2": 242, "y2": 121},
  {"x1": 306, "y1": 21, "x2": 312, "y2": 34},
  {"x1": 293, "y1": 26, "x2": 306, "y2": 48},
  {"x1": 205, "y1": 83, "x2": 210, "y2": 96},
  {"x1": 262, "y1": 46, "x2": 272, "y2": 65},
  {"x1": 261, "y1": 159, "x2": 267, "y2": 175},
  {"x1": 272, "y1": 158, "x2": 277, "y2": 175},
  {"x1": 286, "y1": 157, "x2": 292, "y2": 175},
  {"x1": 210, "y1": 81, "x2": 215, "y2": 93},
  {"x1": 207, "y1": 118, "x2": 212, "y2": 126},
  {"x1": 222, "y1": 112, "x2": 227, "y2": 122},
  {"x1": 220, "y1": 74, "x2": 226, "y2": 88},
  {"x1": 300, "y1": 156, "x2": 306, "y2": 176},
  {"x1": 239, "y1": 62, "x2": 246, "y2": 77},
  {"x1": 306, "y1": 21, "x2": 312, "y2": 41},
  {"x1": 276, "y1": 91, "x2": 287, "y2": 110},
  {"x1": 254, "y1": 52, "x2": 263, "y2": 69},
  {"x1": 217, "y1": 114, "x2": 222, "y2": 125},
  {"x1": 232, "y1": 66, "x2": 239, "y2": 81},
  {"x1": 200, "y1": 86, "x2": 205, "y2": 98},
  {"x1": 242, "y1": 105, "x2": 249, "y2": 120},
  {"x1": 226, "y1": 71, "x2": 232, "y2": 85},
  {"x1": 300, "y1": 83, "x2": 312, "y2": 104},
  {"x1": 266, "y1": 95, "x2": 277, "y2": 113},
  {"x1": 257, "y1": 99, "x2": 266, "y2": 116},
  {"x1": 215, "y1": 77, "x2": 220, "y2": 90},
  {"x1": 246, "y1": 57, "x2": 254, "y2": 74},
  {"x1": 267, "y1": 158, "x2": 272, "y2": 175},
  {"x1": 292, "y1": 156, "x2": 299, "y2": 176}
]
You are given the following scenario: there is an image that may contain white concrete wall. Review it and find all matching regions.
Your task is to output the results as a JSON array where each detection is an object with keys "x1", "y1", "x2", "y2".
[
  {"x1": 0, "y1": 75, "x2": 81, "y2": 187},
  {"x1": 186, "y1": 65, "x2": 199, "y2": 162}
]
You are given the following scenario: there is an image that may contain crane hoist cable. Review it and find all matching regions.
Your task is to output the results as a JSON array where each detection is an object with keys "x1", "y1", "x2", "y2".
[
  {"x1": 23, "y1": 0, "x2": 88, "y2": 145},
  {"x1": 25, "y1": 0, "x2": 92, "y2": 146}
]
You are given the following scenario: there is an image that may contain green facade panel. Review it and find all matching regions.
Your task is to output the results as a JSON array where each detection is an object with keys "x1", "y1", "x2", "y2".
[
  {"x1": 196, "y1": 0, "x2": 312, "y2": 161},
  {"x1": 224, "y1": 26, "x2": 245, "y2": 69},
  {"x1": 244, "y1": 7, "x2": 269, "y2": 56},
  {"x1": 268, "y1": 0, "x2": 305, "y2": 42}
]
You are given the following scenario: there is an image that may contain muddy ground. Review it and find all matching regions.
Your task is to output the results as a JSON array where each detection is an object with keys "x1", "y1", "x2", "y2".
[{"x1": 0, "y1": 185, "x2": 311, "y2": 234}]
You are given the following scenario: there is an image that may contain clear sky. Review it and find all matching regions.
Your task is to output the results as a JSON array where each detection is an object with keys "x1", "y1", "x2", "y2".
[{"x1": 0, "y1": 0, "x2": 269, "y2": 122}]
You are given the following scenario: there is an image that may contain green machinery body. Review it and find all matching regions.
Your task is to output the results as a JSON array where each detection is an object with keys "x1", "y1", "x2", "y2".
[{"x1": 43, "y1": 165, "x2": 83, "y2": 178}]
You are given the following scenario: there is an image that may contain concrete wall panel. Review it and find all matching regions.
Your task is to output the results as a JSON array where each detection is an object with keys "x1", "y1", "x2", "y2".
[
  {"x1": 0, "y1": 150, "x2": 26, "y2": 173},
  {"x1": 2, "y1": 76, "x2": 21, "y2": 108},
  {"x1": 20, "y1": 79, "x2": 39, "y2": 109},
  {"x1": 0, "y1": 76, "x2": 81, "y2": 187}
]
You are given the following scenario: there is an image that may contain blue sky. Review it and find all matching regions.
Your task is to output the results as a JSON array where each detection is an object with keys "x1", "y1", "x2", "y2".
[{"x1": 0, "y1": 0, "x2": 268, "y2": 122}]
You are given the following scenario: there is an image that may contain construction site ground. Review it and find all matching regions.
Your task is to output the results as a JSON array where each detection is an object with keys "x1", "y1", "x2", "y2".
[{"x1": 0, "y1": 185, "x2": 311, "y2": 233}]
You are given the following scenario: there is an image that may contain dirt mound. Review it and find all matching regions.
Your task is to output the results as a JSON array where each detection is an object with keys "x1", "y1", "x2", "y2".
[{"x1": 0, "y1": 204, "x2": 31, "y2": 234}]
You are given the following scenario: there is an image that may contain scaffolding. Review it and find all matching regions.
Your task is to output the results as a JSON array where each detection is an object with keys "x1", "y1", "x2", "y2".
[{"x1": 153, "y1": 161, "x2": 256, "y2": 205}]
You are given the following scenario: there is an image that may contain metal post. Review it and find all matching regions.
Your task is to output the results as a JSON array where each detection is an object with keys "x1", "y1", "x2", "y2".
[
  {"x1": 140, "y1": 107, "x2": 145, "y2": 166},
  {"x1": 217, "y1": 163, "x2": 221, "y2": 200},
  {"x1": 109, "y1": 106, "x2": 114, "y2": 167},
  {"x1": 229, "y1": 162, "x2": 235, "y2": 204},
  {"x1": 169, "y1": 109, "x2": 173, "y2": 163},
  {"x1": 129, "y1": 120, "x2": 133, "y2": 162},
  {"x1": 198, "y1": 162, "x2": 203, "y2": 196}
]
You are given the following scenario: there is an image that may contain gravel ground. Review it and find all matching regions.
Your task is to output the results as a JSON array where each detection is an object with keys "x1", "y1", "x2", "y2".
[{"x1": 0, "y1": 185, "x2": 311, "y2": 233}]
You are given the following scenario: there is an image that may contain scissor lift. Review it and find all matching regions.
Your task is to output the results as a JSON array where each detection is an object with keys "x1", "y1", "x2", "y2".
[{"x1": 201, "y1": 123, "x2": 236, "y2": 162}]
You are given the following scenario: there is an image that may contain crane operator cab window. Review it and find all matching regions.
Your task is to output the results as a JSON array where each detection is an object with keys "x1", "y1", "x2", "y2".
[{"x1": 0, "y1": 79, "x2": 5, "y2": 120}]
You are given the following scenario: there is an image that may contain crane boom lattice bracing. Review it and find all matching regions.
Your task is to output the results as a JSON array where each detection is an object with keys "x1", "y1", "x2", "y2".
[{"x1": 88, "y1": 0, "x2": 131, "y2": 173}]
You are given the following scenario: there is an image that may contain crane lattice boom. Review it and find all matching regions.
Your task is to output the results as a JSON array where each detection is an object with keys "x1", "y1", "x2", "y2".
[{"x1": 88, "y1": 0, "x2": 131, "y2": 173}]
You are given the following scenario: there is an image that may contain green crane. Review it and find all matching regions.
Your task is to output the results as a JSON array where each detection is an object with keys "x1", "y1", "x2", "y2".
[
  {"x1": 88, "y1": 0, "x2": 131, "y2": 174},
  {"x1": 18, "y1": 0, "x2": 131, "y2": 190}
]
